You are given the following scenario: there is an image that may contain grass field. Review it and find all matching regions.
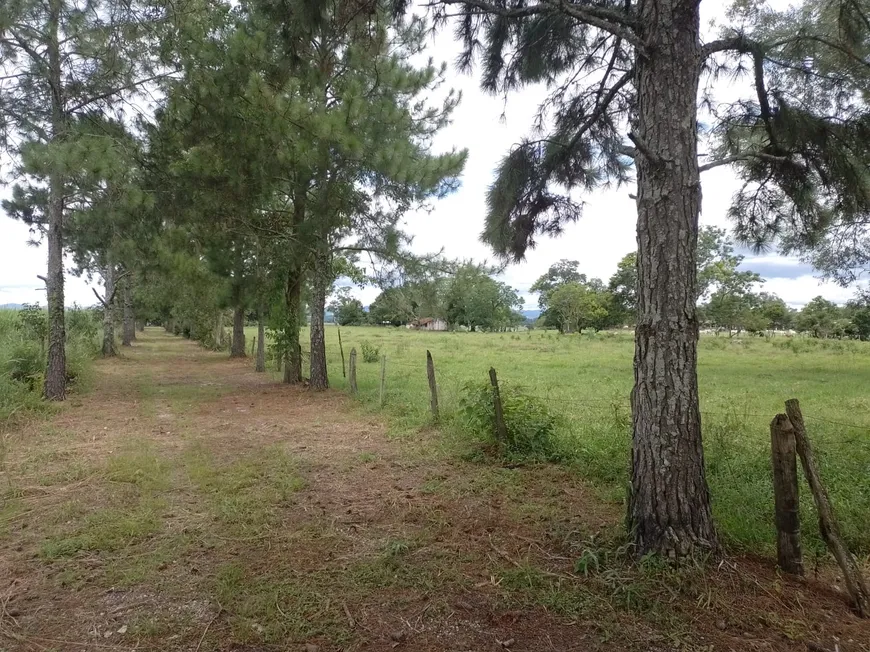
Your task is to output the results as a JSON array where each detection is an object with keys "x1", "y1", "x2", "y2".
[{"x1": 248, "y1": 325, "x2": 870, "y2": 555}]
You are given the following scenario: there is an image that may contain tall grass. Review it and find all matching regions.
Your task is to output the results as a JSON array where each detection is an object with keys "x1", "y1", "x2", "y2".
[
  {"x1": 247, "y1": 325, "x2": 870, "y2": 555},
  {"x1": 0, "y1": 306, "x2": 101, "y2": 425}
]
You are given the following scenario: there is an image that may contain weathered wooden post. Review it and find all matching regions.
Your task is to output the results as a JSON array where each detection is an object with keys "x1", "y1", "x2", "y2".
[
  {"x1": 770, "y1": 414, "x2": 803, "y2": 575},
  {"x1": 337, "y1": 327, "x2": 346, "y2": 378},
  {"x1": 489, "y1": 367, "x2": 508, "y2": 446},
  {"x1": 250, "y1": 336, "x2": 256, "y2": 358},
  {"x1": 379, "y1": 355, "x2": 387, "y2": 407},
  {"x1": 348, "y1": 348, "x2": 358, "y2": 395},
  {"x1": 786, "y1": 398, "x2": 869, "y2": 616},
  {"x1": 426, "y1": 350, "x2": 439, "y2": 421}
]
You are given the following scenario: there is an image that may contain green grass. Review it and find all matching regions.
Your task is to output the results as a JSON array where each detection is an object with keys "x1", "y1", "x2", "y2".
[
  {"x1": 248, "y1": 325, "x2": 870, "y2": 554},
  {"x1": 0, "y1": 307, "x2": 101, "y2": 425}
]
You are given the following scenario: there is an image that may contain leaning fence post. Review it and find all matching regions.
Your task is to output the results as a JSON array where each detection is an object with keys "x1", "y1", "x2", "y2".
[
  {"x1": 250, "y1": 336, "x2": 256, "y2": 358},
  {"x1": 770, "y1": 414, "x2": 803, "y2": 575},
  {"x1": 348, "y1": 348, "x2": 358, "y2": 395},
  {"x1": 379, "y1": 355, "x2": 387, "y2": 407},
  {"x1": 489, "y1": 367, "x2": 508, "y2": 446},
  {"x1": 337, "y1": 327, "x2": 346, "y2": 378},
  {"x1": 786, "y1": 398, "x2": 869, "y2": 616},
  {"x1": 426, "y1": 350, "x2": 439, "y2": 421}
]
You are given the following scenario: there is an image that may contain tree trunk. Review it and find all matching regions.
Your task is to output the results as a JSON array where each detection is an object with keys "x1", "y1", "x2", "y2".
[
  {"x1": 122, "y1": 275, "x2": 135, "y2": 346},
  {"x1": 309, "y1": 245, "x2": 329, "y2": 390},
  {"x1": 230, "y1": 249, "x2": 246, "y2": 357},
  {"x1": 255, "y1": 310, "x2": 266, "y2": 372},
  {"x1": 231, "y1": 305, "x2": 246, "y2": 357},
  {"x1": 214, "y1": 312, "x2": 224, "y2": 349},
  {"x1": 283, "y1": 267, "x2": 303, "y2": 384},
  {"x1": 629, "y1": 0, "x2": 718, "y2": 558},
  {"x1": 101, "y1": 264, "x2": 117, "y2": 357},
  {"x1": 43, "y1": 0, "x2": 66, "y2": 401}
]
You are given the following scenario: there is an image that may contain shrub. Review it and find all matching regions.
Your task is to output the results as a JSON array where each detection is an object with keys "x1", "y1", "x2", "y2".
[
  {"x1": 459, "y1": 380, "x2": 561, "y2": 461},
  {"x1": 360, "y1": 341, "x2": 380, "y2": 363},
  {"x1": 6, "y1": 342, "x2": 43, "y2": 392},
  {"x1": 17, "y1": 303, "x2": 48, "y2": 343}
]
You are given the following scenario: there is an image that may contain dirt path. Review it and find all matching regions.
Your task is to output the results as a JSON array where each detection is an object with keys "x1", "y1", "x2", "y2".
[{"x1": 0, "y1": 330, "x2": 867, "y2": 652}]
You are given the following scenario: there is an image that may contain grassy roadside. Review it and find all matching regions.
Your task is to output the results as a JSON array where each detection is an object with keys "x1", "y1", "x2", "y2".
[{"x1": 246, "y1": 324, "x2": 870, "y2": 555}]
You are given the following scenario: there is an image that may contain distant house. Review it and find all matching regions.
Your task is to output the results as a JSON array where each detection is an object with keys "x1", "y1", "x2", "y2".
[{"x1": 409, "y1": 317, "x2": 448, "y2": 331}]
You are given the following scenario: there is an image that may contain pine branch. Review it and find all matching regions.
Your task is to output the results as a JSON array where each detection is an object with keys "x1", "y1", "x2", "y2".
[
  {"x1": 433, "y1": 0, "x2": 645, "y2": 53},
  {"x1": 698, "y1": 152, "x2": 793, "y2": 173},
  {"x1": 66, "y1": 71, "x2": 179, "y2": 114}
]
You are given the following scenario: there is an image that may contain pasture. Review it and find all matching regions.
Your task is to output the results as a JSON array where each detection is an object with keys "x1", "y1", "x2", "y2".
[{"x1": 258, "y1": 325, "x2": 870, "y2": 554}]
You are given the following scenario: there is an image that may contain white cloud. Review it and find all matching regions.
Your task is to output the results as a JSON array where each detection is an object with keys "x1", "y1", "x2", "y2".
[{"x1": 760, "y1": 276, "x2": 859, "y2": 308}]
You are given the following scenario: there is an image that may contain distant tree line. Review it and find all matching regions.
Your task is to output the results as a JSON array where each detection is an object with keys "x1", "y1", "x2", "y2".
[{"x1": 533, "y1": 227, "x2": 870, "y2": 340}]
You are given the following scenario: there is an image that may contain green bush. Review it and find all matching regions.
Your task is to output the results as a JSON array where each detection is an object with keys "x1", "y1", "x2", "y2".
[
  {"x1": 17, "y1": 303, "x2": 48, "y2": 343},
  {"x1": 360, "y1": 341, "x2": 380, "y2": 363},
  {"x1": 6, "y1": 341, "x2": 44, "y2": 391},
  {"x1": 459, "y1": 380, "x2": 561, "y2": 461}
]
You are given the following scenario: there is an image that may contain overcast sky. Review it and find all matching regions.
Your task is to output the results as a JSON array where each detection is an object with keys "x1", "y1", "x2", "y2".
[{"x1": 0, "y1": 3, "x2": 863, "y2": 310}]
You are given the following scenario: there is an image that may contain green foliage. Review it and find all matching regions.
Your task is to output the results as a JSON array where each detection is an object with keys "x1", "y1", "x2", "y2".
[
  {"x1": 459, "y1": 380, "x2": 560, "y2": 461},
  {"x1": 445, "y1": 263, "x2": 524, "y2": 331},
  {"x1": 6, "y1": 342, "x2": 44, "y2": 392},
  {"x1": 548, "y1": 282, "x2": 611, "y2": 333},
  {"x1": 17, "y1": 303, "x2": 48, "y2": 343},
  {"x1": 360, "y1": 341, "x2": 380, "y2": 363},
  {"x1": 0, "y1": 306, "x2": 100, "y2": 421},
  {"x1": 328, "y1": 287, "x2": 367, "y2": 326}
]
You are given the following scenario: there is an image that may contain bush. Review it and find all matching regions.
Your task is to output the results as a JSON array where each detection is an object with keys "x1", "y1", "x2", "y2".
[
  {"x1": 459, "y1": 380, "x2": 561, "y2": 461},
  {"x1": 360, "y1": 341, "x2": 380, "y2": 363},
  {"x1": 6, "y1": 342, "x2": 44, "y2": 392},
  {"x1": 18, "y1": 303, "x2": 48, "y2": 343}
]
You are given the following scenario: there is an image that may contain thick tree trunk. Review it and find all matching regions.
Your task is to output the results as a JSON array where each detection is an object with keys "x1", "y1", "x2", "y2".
[
  {"x1": 231, "y1": 305, "x2": 246, "y2": 357},
  {"x1": 101, "y1": 265, "x2": 117, "y2": 357},
  {"x1": 629, "y1": 0, "x2": 718, "y2": 558},
  {"x1": 122, "y1": 275, "x2": 135, "y2": 346},
  {"x1": 309, "y1": 246, "x2": 329, "y2": 390},
  {"x1": 283, "y1": 268, "x2": 303, "y2": 384},
  {"x1": 43, "y1": 0, "x2": 66, "y2": 401},
  {"x1": 255, "y1": 310, "x2": 266, "y2": 372}
]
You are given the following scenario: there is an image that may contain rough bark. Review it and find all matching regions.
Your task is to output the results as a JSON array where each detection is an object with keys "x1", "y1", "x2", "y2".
[
  {"x1": 309, "y1": 245, "x2": 330, "y2": 390},
  {"x1": 255, "y1": 310, "x2": 266, "y2": 373},
  {"x1": 230, "y1": 305, "x2": 246, "y2": 358},
  {"x1": 122, "y1": 275, "x2": 135, "y2": 346},
  {"x1": 629, "y1": 0, "x2": 718, "y2": 557},
  {"x1": 43, "y1": 0, "x2": 66, "y2": 401},
  {"x1": 283, "y1": 267, "x2": 303, "y2": 384},
  {"x1": 101, "y1": 264, "x2": 117, "y2": 357}
]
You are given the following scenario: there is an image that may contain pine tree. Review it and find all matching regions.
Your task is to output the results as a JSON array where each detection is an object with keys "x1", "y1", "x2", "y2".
[
  {"x1": 429, "y1": 0, "x2": 870, "y2": 556},
  {"x1": 1, "y1": 0, "x2": 180, "y2": 398}
]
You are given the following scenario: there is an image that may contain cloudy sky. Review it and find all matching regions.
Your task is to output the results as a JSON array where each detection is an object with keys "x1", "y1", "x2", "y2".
[{"x1": 0, "y1": 3, "x2": 862, "y2": 310}]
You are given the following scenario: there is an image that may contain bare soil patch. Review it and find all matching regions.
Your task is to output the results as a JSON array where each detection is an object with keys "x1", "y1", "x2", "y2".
[{"x1": 0, "y1": 330, "x2": 867, "y2": 652}]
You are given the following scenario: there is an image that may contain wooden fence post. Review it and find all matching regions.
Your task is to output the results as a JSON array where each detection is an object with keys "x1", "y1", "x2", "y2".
[
  {"x1": 250, "y1": 336, "x2": 256, "y2": 358},
  {"x1": 786, "y1": 398, "x2": 869, "y2": 616},
  {"x1": 489, "y1": 367, "x2": 508, "y2": 446},
  {"x1": 348, "y1": 348, "x2": 358, "y2": 395},
  {"x1": 770, "y1": 414, "x2": 803, "y2": 575},
  {"x1": 379, "y1": 355, "x2": 387, "y2": 407},
  {"x1": 337, "y1": 327, "x2": 346, "y2": 378},
  {"x1": 426, "y1": 350, "x2": 439, "y2": 421}
]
